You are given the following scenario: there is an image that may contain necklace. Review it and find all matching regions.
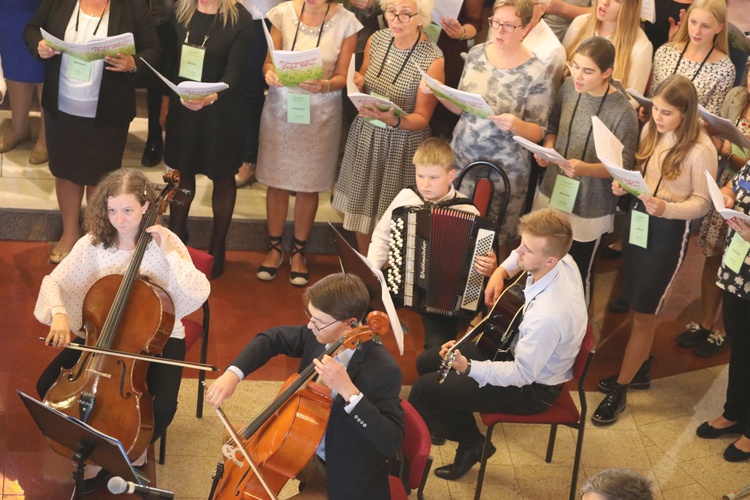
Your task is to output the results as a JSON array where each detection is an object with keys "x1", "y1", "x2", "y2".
[
  {"x1": 291, "y1": 2, "x2": 331, "y2": 51},
  {"x1": 375, "y1": 29, "x2": 421, "y2": 85}
]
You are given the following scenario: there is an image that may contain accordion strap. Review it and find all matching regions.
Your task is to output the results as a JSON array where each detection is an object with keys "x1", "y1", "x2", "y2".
[{"x1": 408, "y1": 185, "x2": 479, "y2": 210}]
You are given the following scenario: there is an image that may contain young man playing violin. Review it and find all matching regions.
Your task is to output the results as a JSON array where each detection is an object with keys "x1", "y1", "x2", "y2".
[
  {"x1": 207, "y1": 273, "x2": 404, "y2": 500},
  {"x1": 408, "y1": 208, "x2": 588, "y2": 481}
]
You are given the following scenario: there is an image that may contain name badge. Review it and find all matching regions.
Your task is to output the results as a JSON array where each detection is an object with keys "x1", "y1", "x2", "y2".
[
  {"x1": 549, "y1": 175, "x2": 580, "y2": 214},
  {"x1": 179, "y1": 44, "x2": 205, "y2": 82},
  {"x1": 424, "y1": 23, "x2": 442, "y2": 44},
  {"x1": 66, "y1": 57, "x2": 92, "y2": 82},
  {"x1": 287, "y1": 93, "x2": 311, "y2": 124},
  {"x1": 723, "y1": 232, "x2": 750, "y2": 273},
  {"x1": 629, "y1": 210, "x2": 649, "y2": 249}
]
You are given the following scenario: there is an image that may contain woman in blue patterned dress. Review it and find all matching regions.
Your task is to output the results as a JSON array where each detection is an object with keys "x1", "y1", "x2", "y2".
[{"x1": 446, "y1": 0, "x2": 551, "y2": 257}]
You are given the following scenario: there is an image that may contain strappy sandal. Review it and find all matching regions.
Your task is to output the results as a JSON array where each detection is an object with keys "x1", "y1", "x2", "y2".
[
  {"x1": 256, "y1": 235, "x2": 284, "y2": 281},
  {"x1": 289, "y1": 238, "x2": 309, "y2": 287}
]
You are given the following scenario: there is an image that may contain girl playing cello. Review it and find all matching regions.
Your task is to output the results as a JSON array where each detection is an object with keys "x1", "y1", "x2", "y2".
[{"x1": 34, "y1": 168, "x2": 210, "y2": 491}]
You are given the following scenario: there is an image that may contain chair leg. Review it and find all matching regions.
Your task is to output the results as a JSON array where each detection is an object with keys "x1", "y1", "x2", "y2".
[
  {"x1": 568, "y1": 424, "x2": 586, "y2": 500},
  {"x1": 474, "y1": 424, "x2": 496, "y2": 500},
  {"x1": 159, "y1": 431, "x2": 167, "y2": 465},
  {"x1": 197, "y1": 369, "x2": 205, "y2": 418},
  {"x1": 545, "y1": 424, "x2": 558, "y2": 463}
]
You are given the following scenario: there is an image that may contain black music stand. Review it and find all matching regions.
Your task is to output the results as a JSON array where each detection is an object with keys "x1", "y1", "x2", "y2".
[{"x1": 18, "y1": 391, "x2": 143, "y2": 499}]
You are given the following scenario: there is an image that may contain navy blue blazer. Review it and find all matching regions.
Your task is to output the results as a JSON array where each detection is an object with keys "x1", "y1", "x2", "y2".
[
  {"x1": 230, "y1": 325, "x2": 404, "y2": 500},
  {"x1": 24, "y1": 0, "x2": 160, "y2": 126}
]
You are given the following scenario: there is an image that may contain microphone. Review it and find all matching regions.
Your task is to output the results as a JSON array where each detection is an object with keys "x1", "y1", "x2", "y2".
[{"x1": 107, "y1": 476, "x2": 175, "y2": 498}]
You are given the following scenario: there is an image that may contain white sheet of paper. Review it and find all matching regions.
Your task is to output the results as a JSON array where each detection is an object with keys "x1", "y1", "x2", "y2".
[
  {"x1": 431, "y1": 0, "x2": 464, "y2": 27},
  {"x1": 698, "y1": 105, "x2": 750, "y2": 152},
  {"x1": 626, "y1": 88, "x2": 653, "y2": 112},
  {"x1": 641, "y1": 0, "x2": 656, "y2": 23},
  {"x1": 346, "y1": 58, "x2": 405, "y2": 116},
  {"x1": 592, "y1": 116, "x2": 624, "y2": 169},
  {"x1": 704, "y1": 170, "x2": 750, "y2": 222},
  {"x1": 140, "y1": 57, "x2": 228, "y2": 100},
  {"x1": 512, "y1": 135, "x2": 570, "y2": 167}
]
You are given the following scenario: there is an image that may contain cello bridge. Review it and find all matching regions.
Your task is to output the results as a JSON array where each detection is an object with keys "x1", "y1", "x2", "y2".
[{"x1": 221, "y1": 443, "x2": 244, "y2": 467}]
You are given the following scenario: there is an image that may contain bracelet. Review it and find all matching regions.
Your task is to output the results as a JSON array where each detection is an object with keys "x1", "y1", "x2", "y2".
[
  {"x1": 459, "y1": 26, "x2": 467, "y2": 41},
  {"x1": 726, "y1": 153, "x2": 735, "y2": 163},
  {"x1": 391, "y1": 116, "x2": 402, "y2": 128},
  {"x1": 324, "y1": 79, "x2": 331, "y2": 93}
]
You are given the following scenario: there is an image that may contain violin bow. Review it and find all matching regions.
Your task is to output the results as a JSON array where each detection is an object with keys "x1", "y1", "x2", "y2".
[{"x1": 39, "y1": 338, "x2": 219, "y2": 372}]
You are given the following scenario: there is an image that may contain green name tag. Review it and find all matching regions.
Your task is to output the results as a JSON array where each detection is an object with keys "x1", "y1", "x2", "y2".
[
  {"x1": 723, "y1": 232, "x2": 750, "y2": 273},
  {"x1": 179, "y1": 44, "x2": 205, "y2": 82},
  {"x1": 629, "y1": 210, "x2": 649, "y2": 249},
  {"x1": 424, "y1": 23, "x2": 442, "y2": 44},
  {"x1": 66, "y1": 57, "x2": 92, "y2": 82},
  {"x1": 287, "y1": 93, "x2": 311, "y2": 124},
  {"x1": 549, "y1": 175, "x2": 580, "y2": 213}
]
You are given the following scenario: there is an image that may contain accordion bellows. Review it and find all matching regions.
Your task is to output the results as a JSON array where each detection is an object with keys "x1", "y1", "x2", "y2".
[{"x1": 386, "y1": 206, "x2": 496, "y2": 317}]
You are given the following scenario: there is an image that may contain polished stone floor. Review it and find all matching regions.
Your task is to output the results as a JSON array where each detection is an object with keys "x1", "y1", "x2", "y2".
[{"x1": 0, "y1": 112, "x2": 746, "y2": 499}]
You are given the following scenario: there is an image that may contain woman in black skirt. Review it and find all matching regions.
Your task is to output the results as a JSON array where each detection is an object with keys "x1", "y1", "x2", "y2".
[
  {"x1": 24, "y1": 0, "x2": 160, "y2": 264},
  {"x1": 592, "y1": 74, "x2": 718, "y2": 426},
  {"x1": 161, "y1": 0, "x2": 253, "y2": 278}
]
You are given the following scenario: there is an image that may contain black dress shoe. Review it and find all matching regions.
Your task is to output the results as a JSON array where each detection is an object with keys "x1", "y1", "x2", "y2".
[
  {"x1": 597, "y1": 356, "x2": 653, "y2": 393},
  {"x1": 81, "y1": 469, "x2": 111, "y2": 495},
  {"x1": 696, "y1": 421, "x2": 744, "y2": 439},
  {"x1": 141, "y1": 138, "x2": 164, "y2": 167},
  {"x1": 591, "y1": 383, "x2": 627, "y2": 426},
  {"x1": 434, "y1": 438, "x2": 495, "y2": 481},
  {"x1": 724, "y1": 442, "x2": 750, "y2": 462}
]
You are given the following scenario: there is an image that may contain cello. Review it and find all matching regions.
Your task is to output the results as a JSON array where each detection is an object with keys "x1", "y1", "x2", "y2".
[
  {"x1": 209, "y1": 311, "x2": 391, "y2": 500},
  {"x1": 42, "y1": 171, "x2": 182, "y2": 462}
]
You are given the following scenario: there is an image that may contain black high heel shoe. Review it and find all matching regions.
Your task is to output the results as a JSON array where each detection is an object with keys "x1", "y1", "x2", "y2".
[
  {"x1": 289, "y1": 238, "x2": 309, "y2": 287},
  {"x1": 257, "y1": 235, "x2": 284, "y2": 281}
]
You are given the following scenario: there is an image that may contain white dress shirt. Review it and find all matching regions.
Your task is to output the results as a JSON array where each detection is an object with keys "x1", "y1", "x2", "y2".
[
  {"x1": 469, "y1": 252, "x2": 588, "y2": 387},
  {"x1": 523, "y1": 19, "x2": 567, "y2": 98}
]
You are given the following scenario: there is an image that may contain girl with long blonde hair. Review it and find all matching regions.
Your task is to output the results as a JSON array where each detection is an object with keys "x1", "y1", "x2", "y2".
[
  {"x1": 562, "y1": 0, "x2": 652, "y2": 94},
  {"x1": 592, "y1": 75, "x2": 717, "y2": 426}
]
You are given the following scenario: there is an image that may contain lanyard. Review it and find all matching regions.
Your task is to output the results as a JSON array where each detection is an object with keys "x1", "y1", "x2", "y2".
[
  {"x1": 75, "y1": 0, "x2": 110, "y2": 35},
  {"x1": 672, "y1": 39, "x2": 715, "y2": 82},
  {"x1": 291, "y1": 2, "x2": 330, "y2": 51},
  {"x1": 641, "y1": 150, "x2": 664, "y2": 198},
  {"x1": 184, "y1": 10, "x2": 219, "y2": 48},
  {"x1": 375, "y1": 30, "x2": 421, "y2": 85},
  {"x1": 563, "y1": 81, "x2": 611, "y2": 159}
]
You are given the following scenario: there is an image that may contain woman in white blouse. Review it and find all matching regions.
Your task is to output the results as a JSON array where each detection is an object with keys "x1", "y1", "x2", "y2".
[{"x1": 34, "y1": 169, "x2": 210, "y2": 488}]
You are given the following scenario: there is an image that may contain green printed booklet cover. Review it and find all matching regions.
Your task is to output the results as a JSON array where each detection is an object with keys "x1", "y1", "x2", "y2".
[
  {"x1": 41, "y1": 29, "x2": 135, "y2": 62},
  {"x1": 345, "y1": 58, "x2": 405, "y2": 118},
  {"x1": 416, "y1": 64, "x2": 492, "y2": 118},
  {"x1": 262, "y1": 20, "x2": 323, "y2": 87}
]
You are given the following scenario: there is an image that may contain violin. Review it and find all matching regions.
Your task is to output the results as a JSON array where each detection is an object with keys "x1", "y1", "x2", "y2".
[
  {"x1": 42, "y1": 171, "x2": 182, "y2": 462},
  {"x1": 209, "y1": 311, "x2": 391, "y2": 500}
]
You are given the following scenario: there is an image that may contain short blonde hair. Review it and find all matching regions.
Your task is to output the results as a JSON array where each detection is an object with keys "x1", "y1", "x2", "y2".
[
  {"x1": 380, "y1": 0, "x2": 434, "y2": 26},
  {"x1": 492, "y1": 0, "x2": 534, "y2": 26},
  {"x1": 518, "y1": 209, "x2": 573, "y2": 258},
  {"x1": 413, "y1": 137, "x2": 454, "y2": 171}
]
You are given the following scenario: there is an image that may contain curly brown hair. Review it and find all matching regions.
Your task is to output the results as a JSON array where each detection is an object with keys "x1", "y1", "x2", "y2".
[{"x1": 84, "y1": 169, "x2": 157, "y2": 249}]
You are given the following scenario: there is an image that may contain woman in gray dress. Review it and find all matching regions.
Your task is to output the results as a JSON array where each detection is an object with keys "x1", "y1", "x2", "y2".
[{"x1": 439, "y1": 0, "x2": 551, "y2": 258}]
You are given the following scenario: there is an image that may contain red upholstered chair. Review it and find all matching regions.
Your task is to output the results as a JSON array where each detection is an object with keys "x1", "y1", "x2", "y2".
[
  {"x1": 474, "y1": 325, "x2": 595, "y2": 500},
  {"x1": 158, "y1": 246, "x2": 213, "y2": 465},
  {"x1": 389, "y1": 400, "x2": 433, "y2": 500},
  {"x1": 454, "y1": 161, "x2": 511, "y2": 234}
]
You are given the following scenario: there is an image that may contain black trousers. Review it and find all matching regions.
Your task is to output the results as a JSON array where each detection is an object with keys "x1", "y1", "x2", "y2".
[
  {"x1": 36, "y1": 337, "x2": 186, "y2": 443},
  {"x1": 568, "y1": 237, "x2": 602, "y2": 308},
  {"x1": 409, "y1": 344, "x2": 562, "y2": 444},
  {"x1": 420, "y1": 312, "x2": 463, "y2": 349},
  {"x1": 722, "y1": 290, "x2": 750, "y2": 438}
]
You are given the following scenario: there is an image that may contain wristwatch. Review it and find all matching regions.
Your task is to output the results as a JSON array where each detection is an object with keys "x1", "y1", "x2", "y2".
[
  {"x1": 459, "y1": 26, "x2": 467, "y2": 41},
  {"x1": 457, "y1": 359, "x2": 472, "y2": 375}
]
